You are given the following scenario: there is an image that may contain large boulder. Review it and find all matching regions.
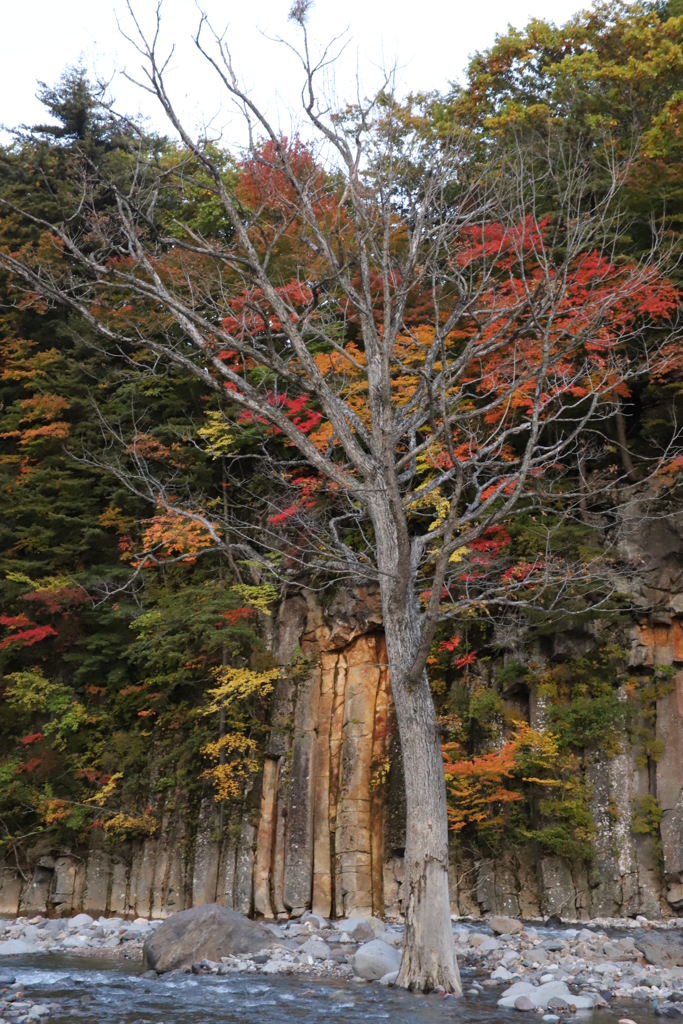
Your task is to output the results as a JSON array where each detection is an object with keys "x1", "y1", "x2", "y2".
[
  {"x1": 635, "y1": 932, "x2": 683, "y2": 968},
  {"x1": 488, "y1": 915, "x2": 523, "y2": 935},
  {"x1": 0, "y1": 939, "x2": 38, "y2": 956},
  {"x1": 353, "y1": 939, "x2": 402, "y2": 980},
  {"x1": 143, "y1": 904, "x2": 273, "y2": 973}
]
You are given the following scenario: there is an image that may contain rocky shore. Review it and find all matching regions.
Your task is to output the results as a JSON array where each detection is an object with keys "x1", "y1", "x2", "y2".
[{"x1": 3, "y1": 908, "x2": 683, "y2": 1019}]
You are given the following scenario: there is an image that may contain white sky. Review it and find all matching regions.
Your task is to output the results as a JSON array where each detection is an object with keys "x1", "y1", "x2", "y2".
[{"x1": 1, "y1": 0, "x2": 594, "y2": 144}]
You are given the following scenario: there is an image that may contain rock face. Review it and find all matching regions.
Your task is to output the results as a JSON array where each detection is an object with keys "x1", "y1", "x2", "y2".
[
  {"x1": 142, "y1": 904, "x2": 273, "y2": 972},
  {"x1": 5, "y1": 571, "x2": 683, "y2": 922}
]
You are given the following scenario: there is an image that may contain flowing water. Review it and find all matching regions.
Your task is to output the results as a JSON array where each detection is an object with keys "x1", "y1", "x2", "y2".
[{"x1": 0, "y1": 954, "x2": 660, "y2": 1024}]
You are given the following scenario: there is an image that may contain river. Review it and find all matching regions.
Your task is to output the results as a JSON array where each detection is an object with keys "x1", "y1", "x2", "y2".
[{"x1": 0, "y1": 954, "x2": 661, "y2": 1024}]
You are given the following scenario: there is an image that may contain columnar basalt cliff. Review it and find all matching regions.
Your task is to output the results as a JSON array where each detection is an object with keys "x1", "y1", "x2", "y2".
[{"x1": 3, "y1": 541, "x2": 683, "y2": 922}]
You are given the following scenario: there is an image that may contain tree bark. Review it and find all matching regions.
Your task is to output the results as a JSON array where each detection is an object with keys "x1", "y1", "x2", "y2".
[{"x1": 374, "y1": 519, "x2": 461, "y2": 994}]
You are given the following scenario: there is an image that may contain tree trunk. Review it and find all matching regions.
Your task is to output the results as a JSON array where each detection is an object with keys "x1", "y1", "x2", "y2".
[{"x1": 376, "y1": 535, "x2": 461, "y2": 993}]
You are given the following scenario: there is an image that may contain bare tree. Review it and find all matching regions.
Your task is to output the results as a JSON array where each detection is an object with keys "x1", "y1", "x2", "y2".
[{"x1": 1, "y1": 1, "x2": 679, "y2": 992}]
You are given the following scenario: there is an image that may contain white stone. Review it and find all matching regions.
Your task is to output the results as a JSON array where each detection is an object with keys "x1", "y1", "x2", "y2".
[
  {"x1": 69, "y1": 913, "x2": 94, "y2": 928},
  {"x1": 261, "y1": 960, "x2": 288, "y2": 973},
  {"x1": 491, "y1": 967, "x2": 515, "y2": 981},
  {"x1": 379, "y1": 970, "x2": 399, "y2": 986},
  {"x1": 499, "y1": 980, "x2": 594, "y2": 1011},
  {"x1": 501, "y1": 982, "x2": 535, "y2": 995},
  {"x1": 353, "y1": 939, "x2": 402, "y2": 981}
]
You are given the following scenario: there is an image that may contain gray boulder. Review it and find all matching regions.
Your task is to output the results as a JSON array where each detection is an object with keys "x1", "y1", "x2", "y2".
[
  {"x1": 0, "y1": 939, "x2": 37, "y2": 955},
  {"x1": 353, "y1": 939, "x2": 402, "y2": 980},
  {"x1": 299, "y1": 938, "x2": 332, "y2": 960},
  {"x1": 143, "y1": 904, "x2": 273, "y2": 973},
  {"x1": 635, "y1": 932, "x2": 683, "y2": 968}
]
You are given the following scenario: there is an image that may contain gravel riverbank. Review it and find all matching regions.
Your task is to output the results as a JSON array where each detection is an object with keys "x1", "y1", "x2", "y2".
[{"x1": 3, "y1": 909, "x2": 683, "y2": 1019}]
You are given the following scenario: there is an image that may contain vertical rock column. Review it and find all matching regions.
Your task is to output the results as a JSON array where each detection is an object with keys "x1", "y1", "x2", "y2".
[
  {"x1": 283, "y1": 661, "x2": 321, "y2": 914},
  {"x1": 335, "y1": 635, "x2": 382, "y2": 917},
  {"x1": 253, "y1": 757, "x2": 280, "y2": 917},
  {"x1": 311, "y1": 652, "x2": 338, "y2": 917},
  {"x1": 328, "y1": 651, "x2": 348, "y2": 918},
  {"x1": 657, "y1": 668, "x2": 683, "y2": 894},
  {"x1": 370, "y1": 638, "x2": 391, "y2": 918}
]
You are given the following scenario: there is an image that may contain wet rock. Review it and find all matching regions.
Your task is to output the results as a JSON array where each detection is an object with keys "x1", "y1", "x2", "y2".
[
  {"x1": 0, "y1": 974, "x2": 16, "y2": 985},
  {"x1": 491, "y1": 967, "x2": 516, "y2": 981},
  {"x1": 143, "y1": 904, "x2": 274, "y2": 973},
  {"x1": 489, "y1": 916, "x2": 523, "y2": 935},
  {"x1": 379, "y1": 970, "x2": 399, "y2": 986},
  {"x1": 656, "y1": 1006, "x2": 683, "y2": 1017},
  {"x1": 635, "y1": 932, "x2": 683, "y2": 968},
  {"x1": 542, "y1": 1017, "x2": 560, "y2": 1023},
  {"x1": 499, "y1": 980, "x2": 594, "y2": 1011},
  {"x1": 515, "y1": 996, "x2": 536, "y2": 1011},
  {"x1": 353, "y1": 939, "x2": 402, "y2": 980}
]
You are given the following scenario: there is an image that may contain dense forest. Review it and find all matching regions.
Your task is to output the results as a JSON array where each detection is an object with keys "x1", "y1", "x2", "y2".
[{"x1": 1, "y1": 0, "x2": 683, "y2": 949}]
